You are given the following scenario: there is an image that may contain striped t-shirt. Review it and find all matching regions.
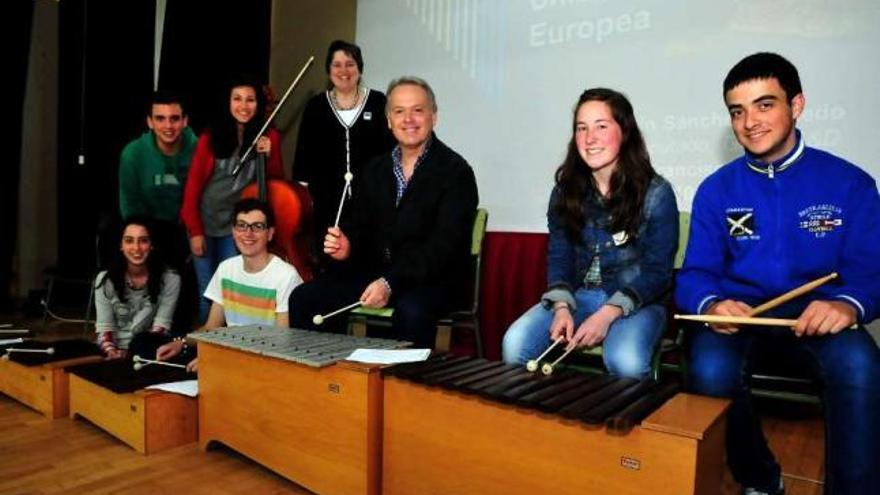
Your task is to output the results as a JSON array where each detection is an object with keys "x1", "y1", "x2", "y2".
[{"x1": 204, "y1": 255, "x2": 302, "y2": 326}]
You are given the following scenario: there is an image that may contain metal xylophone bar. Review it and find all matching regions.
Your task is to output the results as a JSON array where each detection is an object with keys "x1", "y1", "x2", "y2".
[
  {"x1": 262, "y1": 340, "x2": 398, "y2": 367},
  {"x1": 203, "y1": 328, "x2": 335, "y2": 348},
  {"x1": 190, "y1": 325, "x2": 408, "y2": 367},
  {"x1": 258, "y1": 333, "x2": 402, "y2": 355}
]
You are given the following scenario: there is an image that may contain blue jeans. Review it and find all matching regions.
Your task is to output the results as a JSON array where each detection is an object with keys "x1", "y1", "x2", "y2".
[
  {"x1": 688, "y1": 324, "x2": 880, "y2": 495},
  {"x1": 501, "y1": 288, "x2": 666, "y2": 378},
  {"x1": 191, "y1": 235, "x2": 237, "y2": 323}
]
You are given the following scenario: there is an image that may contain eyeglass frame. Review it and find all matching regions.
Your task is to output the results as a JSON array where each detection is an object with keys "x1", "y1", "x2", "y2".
[{"x1": 232, "y1": 220, "x2": 270, "y2": 233}]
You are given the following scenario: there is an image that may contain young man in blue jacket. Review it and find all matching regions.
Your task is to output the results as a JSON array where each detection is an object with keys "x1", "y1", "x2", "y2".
[{"x1": 676, "y1": 52, "x2": 880, "y2": 495}]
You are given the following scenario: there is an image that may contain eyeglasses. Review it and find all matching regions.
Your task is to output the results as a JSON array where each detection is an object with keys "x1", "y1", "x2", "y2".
[{"x1": 233, "y1": 221, "x2": 269, "y2": 233}]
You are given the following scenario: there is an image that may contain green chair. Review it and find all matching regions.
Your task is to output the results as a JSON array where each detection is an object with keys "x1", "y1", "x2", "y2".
[
  {"x1": 348, "y1": 208, "x2": 489, "y2": 357},
  {"x1": 654, "y1": 211, "x2": 691, "y2": 379}
]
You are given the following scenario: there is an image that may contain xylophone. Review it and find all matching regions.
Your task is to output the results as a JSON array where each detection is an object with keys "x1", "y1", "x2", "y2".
[
  {"x1": 68, "y1": 354, "x2": 197, "y2": 454},
  {"x1": 190, "y1": 325, "x2": 408, "y2": 495},
  {"x1": 0, "y1": 338, "x2": 103, "y2": 418},
  {"x1": 382, "y1": 355, "x2": 730, "y2": 495}
]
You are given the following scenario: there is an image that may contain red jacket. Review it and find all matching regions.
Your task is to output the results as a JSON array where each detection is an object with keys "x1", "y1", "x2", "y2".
[{"x1": 181, "y1": 128, "x2": 284, "y2": 237}]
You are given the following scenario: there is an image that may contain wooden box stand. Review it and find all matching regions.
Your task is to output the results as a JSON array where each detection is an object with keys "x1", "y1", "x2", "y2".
[
  {"x1": 68, "y1": 374, "x2": 198, "y2": 454},
  {"x1": 382, "y1": 377, "x2": 730, "y2": 495},
  {"x1": 0, "y1": 355, "x2": 102, "y2": 418},
  {"x1": 197, "y1": 341, "x2": 384, "y2": 495}
]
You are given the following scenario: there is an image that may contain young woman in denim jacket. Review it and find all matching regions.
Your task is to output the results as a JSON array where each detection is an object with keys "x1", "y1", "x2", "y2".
[{"x1": 502, "y1": 88, "x2": 678, "y2": 378}]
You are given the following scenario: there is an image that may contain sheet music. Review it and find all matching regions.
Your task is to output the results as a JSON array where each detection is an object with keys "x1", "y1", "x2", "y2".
[
  {"x1": 145, "y1": 380, "x2": 199, "y2": 397},
  {"x1": 345, "y1": 348, "x2": 431, "y2": 365}
]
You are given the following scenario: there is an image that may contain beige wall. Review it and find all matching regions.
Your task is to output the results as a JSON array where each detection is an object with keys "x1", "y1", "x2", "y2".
[
  {"x1": 270, "y1": 0, "x2": 357, "y2": 177},
  {"x1": 16, "y1": 1, "x2": 59, "y2": 298}
]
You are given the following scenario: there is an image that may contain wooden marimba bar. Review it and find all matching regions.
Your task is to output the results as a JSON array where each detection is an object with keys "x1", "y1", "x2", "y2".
[
  {"x1": 382, "y1": 355, "x2": 730, "y2": 495},
  {"x1": 68, "y1": 357, "x2": 197, "y2": 454},
  {"x1": 0, "y1": 339, "x2": 103, "y2": 418},
  {"x1": 190, "y1": 325, "x2": 408, "y2": 495}
]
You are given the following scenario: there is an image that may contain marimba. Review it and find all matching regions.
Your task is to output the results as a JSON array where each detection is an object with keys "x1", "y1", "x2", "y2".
[
  {"x1": 0, "y1": 339, "x2": 103, "y2": 418},
  {"x1": 191, "y1": 325, "x2": 408, "y2": 495},
  {"x1": 382, "y1": 356, "x2": 730, "y2": 495},
  {"x1": 68, "y1": 357, "x2": 197, "y2": 454}
]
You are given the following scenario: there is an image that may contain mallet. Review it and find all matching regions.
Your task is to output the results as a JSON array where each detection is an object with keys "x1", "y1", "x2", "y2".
[
  {"x1": 132, "y1": 354, "x2": 187, "y2": 371},
  {"x1": 312, "y1": 301, "x2": 363, "y2": 326}
]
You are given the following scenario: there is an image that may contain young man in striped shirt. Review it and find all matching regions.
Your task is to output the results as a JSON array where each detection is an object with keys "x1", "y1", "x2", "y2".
[{"x1": 157, "y1": 198, "x2": 302, "y2": 371}]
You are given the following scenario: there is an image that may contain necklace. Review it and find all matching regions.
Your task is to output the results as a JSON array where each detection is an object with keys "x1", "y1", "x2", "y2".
[
  {"x1": 331, "y1": 87, "x2": 362, "y2": 111},
  {"x1": 126, "y1": 274, "x2": 147, "y2": 290}
]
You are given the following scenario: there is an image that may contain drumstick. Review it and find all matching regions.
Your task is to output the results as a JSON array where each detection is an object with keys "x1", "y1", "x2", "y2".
[
  {"x1": 541, "y1": 346, "x2": 578, "y2": 376},
  {"x1": 674, "y1": 314, "x2": 857, "y2": 329},
  {"x1": 526, "y1": 337, "x2": 564, "y2": 372},
  {"x1": 132, "y1": 355, "x2": 187, "y2": 371},
  {"x1": 313, "y1": 301, "x2": 362, "y2": 325},
  {"x1": 675, "y1": 314, "x2": 797, "y2": 326},
  {"x1": 0, "y1": 329, "x2": 30, "y2": 334},
  {"x1": 0, "y1": 323, "x2": 12, "y2": 328},
  {"x1": 674, "y1": 315, "x2": 858, "y2": 328},
  {"x1": 2, "y1": 347, "x2": 55, "y2": 360},
  {"x1": 750, "y1": 272, "x2": 838, "y2": 316}
]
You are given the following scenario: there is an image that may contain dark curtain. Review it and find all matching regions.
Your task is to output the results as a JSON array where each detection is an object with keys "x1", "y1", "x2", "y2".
[
  {"x1": 158, "y1": 0, "x2": 272, "y2": 134},
  {"x1": 2, "y1": 2, "x2": 35, "y2": 309},
  {"x1": 466, "y1": 232, "x2": 548, "y2": 360},
  {"x1": 56, "y1": 0, "x2": 272, "y2": 276},
  {"x1": 58, "y1": 0, "x2": 155, "y2": 275}
]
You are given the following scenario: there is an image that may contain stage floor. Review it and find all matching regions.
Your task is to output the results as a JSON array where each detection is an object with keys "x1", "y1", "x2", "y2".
[{"x1": 1, "y1": 314, "x2": 825, "y2": 495}]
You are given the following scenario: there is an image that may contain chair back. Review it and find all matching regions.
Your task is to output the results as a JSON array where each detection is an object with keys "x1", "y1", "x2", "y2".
[
  {"x1": 465, "y1": 208, "x2": 489, "y2": 314},
  {"x1": 674, "y1": 211, "x2": 691, "y2": 270}
]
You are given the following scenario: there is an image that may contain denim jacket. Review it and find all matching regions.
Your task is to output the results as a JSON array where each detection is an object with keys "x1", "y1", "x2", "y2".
[{"x1": 542, "y1": 175, "x2": 679, "y2": 315}]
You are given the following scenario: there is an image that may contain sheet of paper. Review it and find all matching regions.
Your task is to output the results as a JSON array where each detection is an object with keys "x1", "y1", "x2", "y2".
[
  {"x1": 345, "y1": 348, "x2": 431, "y2": 364},
  {"x1": 0, "y1": 338, "x2": 24, "y2": 346},
  {"x1": 145, "y1": 380, "x2": 199, "y2": 397}
]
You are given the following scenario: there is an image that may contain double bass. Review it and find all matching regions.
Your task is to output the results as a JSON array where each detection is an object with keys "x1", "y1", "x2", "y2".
[{"x1": 240, "y1": 160, "x2": 314, "y2": 281}]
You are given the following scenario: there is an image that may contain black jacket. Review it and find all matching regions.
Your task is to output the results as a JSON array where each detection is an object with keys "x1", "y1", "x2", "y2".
[{"x1": 345, "y1": 135, "x2": 479, "y2": 293}]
